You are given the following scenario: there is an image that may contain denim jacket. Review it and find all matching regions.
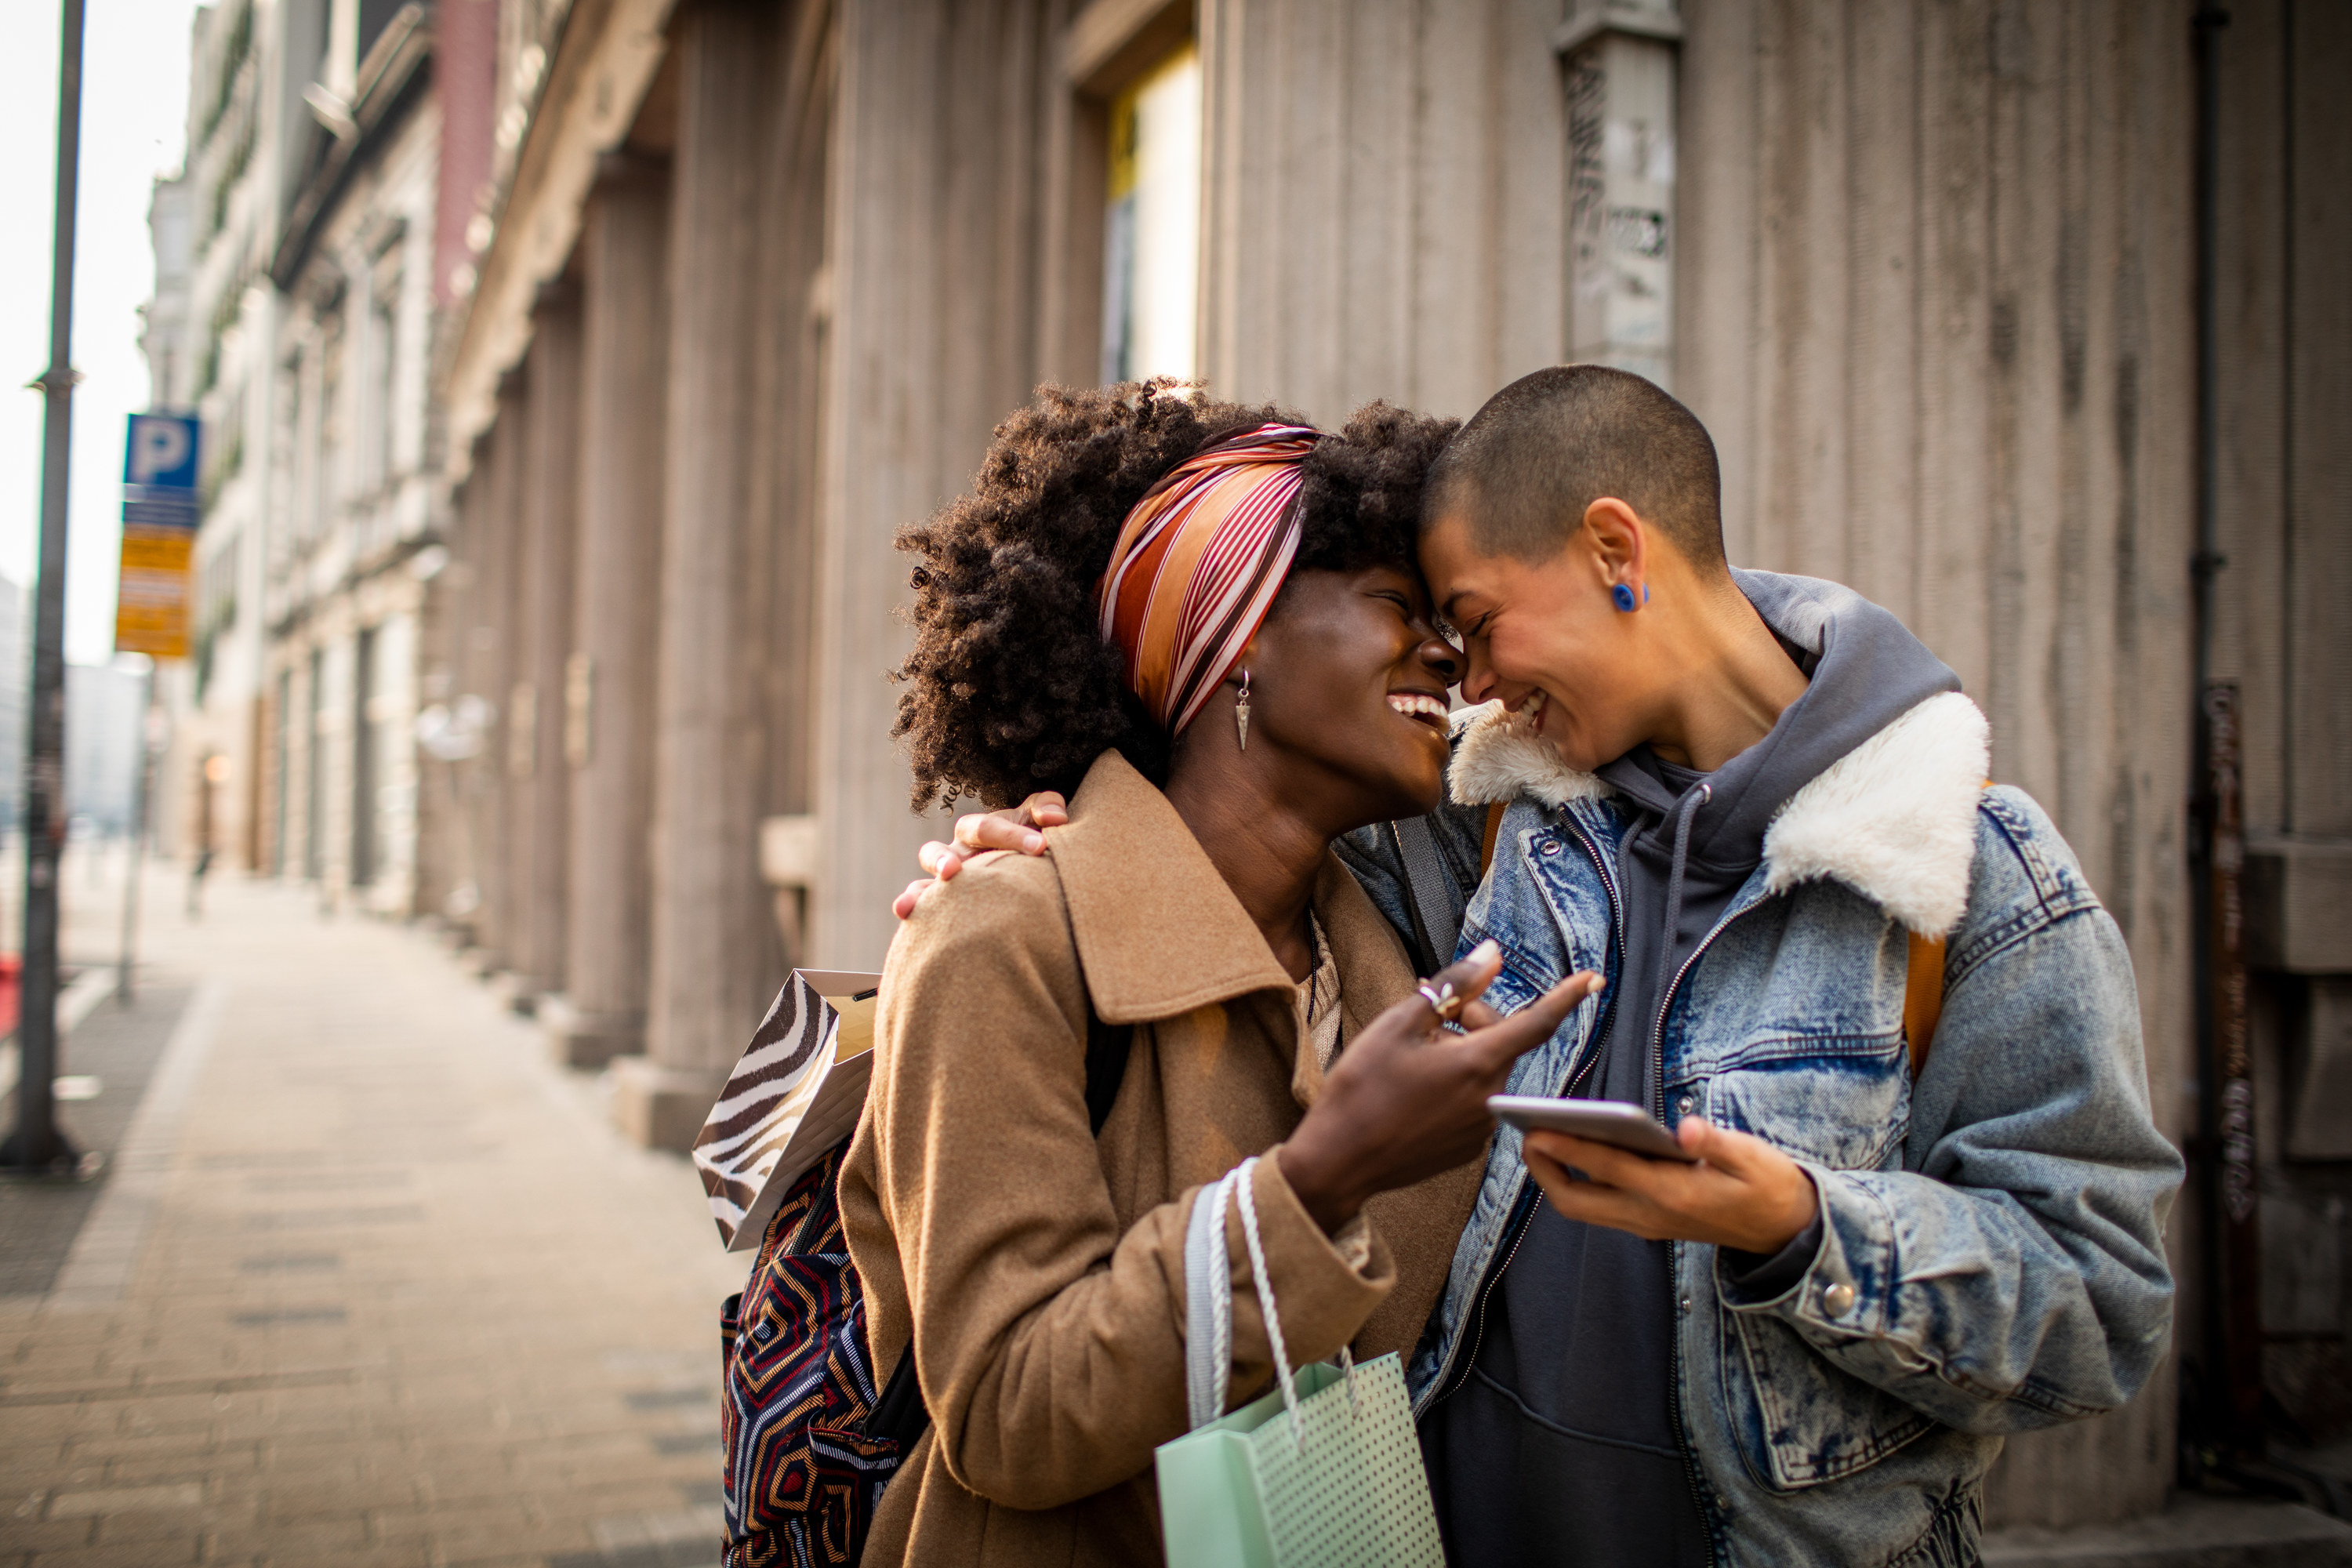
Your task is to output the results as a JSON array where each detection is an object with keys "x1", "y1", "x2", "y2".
[{"x1": 1341, "y1": 690, "x2": 2183, "y2": 1566}]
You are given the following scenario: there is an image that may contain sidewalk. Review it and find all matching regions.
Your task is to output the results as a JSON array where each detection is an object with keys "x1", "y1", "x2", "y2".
[{"x1": 0, "y1": 866, "x2": 746, "y2": 1566}]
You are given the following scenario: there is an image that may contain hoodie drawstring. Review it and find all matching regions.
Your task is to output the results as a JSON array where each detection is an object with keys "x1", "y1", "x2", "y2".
[{"x1": 1654, "y1": 782, "x2": 1712, "y2": 1044}]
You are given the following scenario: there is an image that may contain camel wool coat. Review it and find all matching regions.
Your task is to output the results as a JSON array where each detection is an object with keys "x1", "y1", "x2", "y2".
[{"x1": 839, "y1": 750, "x2": 1485, "y2": 1566}]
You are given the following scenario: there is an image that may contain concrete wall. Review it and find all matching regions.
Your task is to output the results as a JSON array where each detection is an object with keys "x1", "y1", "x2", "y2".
[
  {"x1": 809, "y1": 0, "x2": 1044, "y2": 968},
  {"x1": 1673, "y1": 0, "x2": 2201, "y2": 1526},
  {"x1": 1198, "y1": 0, "x2": 1570, "y2": 423},
  {"x1": 1179, "y1": 0, "x2": 2205, "y2": 1525},
  {"x1": 434, "y1": 0, "x2": 2350, "y2": 1526},
  {"x1": 2210, "y1": 0, "x2": 2352, "y2": 1455}
]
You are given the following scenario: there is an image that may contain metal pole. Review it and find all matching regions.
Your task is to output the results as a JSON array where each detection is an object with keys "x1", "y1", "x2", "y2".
[
  {"x1": 2187, "y1": 4, "x2": 2263, "y2": 1464},
  {"x1": 117, "y1": 668, "x2": 153, "y2": 1004},
  {"x1": 2, "y1": 0, "x2": 87, "y2": 1176}
]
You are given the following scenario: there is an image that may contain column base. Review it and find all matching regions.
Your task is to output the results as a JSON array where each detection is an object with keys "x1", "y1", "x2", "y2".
[
  {"x1": 1983, "y1": 1494, "x2": 2352, "y2": 1566},
  {"x1": 539, "y1": 995, "x2": 644, "y2": 1069},
  {"x1": 609, "y1": 1058, "x2": 728, "y2": 1152},
  {"x1": 488, "y1": 971, "x2": 542, "y2": 1017}
]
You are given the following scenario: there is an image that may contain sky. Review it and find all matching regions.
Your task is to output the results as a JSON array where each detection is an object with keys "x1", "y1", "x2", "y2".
[{"x1": 2, "y1": 0, "x2": 204, "y2": 668}]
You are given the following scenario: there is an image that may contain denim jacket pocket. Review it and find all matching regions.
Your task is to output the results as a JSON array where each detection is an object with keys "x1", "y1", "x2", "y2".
[
  {"x1": 1722, "y1": 1305, "x2": 1936, "y2": 1490},
  {"x1": 1701, "y1": 1032, "x2": 1910, "y2": 1172}
]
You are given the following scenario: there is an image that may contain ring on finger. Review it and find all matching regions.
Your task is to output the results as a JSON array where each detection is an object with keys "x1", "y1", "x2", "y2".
[{"x1": 1415, "y1": 979, "x2": 1464, "y2": 1022}]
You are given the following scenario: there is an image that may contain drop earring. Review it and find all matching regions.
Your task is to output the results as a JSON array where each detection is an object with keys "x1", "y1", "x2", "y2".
[{"x1": 1235, "y1": 670, "x2": 1252, "y2": 750}]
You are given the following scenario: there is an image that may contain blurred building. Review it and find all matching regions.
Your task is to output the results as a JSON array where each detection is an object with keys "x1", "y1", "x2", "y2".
[
  {"x1": 147, "y1": 0, "x2": 274, "y2": 873},
  {"x1": 145, "y1": 0, "x2": 494, "y2": 907},
  {"x1": 138, "y1": 176, "x2": 196, "y2": 409},
  {"x1": 345, "y1": 0, "x2": 2352, "y2": 1546},
  {"x1": 63, "y1": 665, "x2": 147, "y2": 838},
  {"x1": 259, "y1": 2, "x2": 444, "y2": 913}
]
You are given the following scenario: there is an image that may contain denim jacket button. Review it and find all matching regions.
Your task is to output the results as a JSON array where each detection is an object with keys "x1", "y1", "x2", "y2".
[
  {"x1": 1678, "y1": 1294, "x2": 1692, "y2": 1313},
  {"x1": 1539, "y1": 839, "x2": 1562, "y2": 856},
  {"x1": 1676, "y1": 1094, "x2": 1694, "y2": 1114},
  {"x1": 1823, "y1": 1282, "x2": 1857, "y2": 1319}
]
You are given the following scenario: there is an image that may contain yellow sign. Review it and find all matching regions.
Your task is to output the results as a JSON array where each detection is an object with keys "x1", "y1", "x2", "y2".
[{"x1": 114, "y1": 524, "x2": 194, "y2": 657}]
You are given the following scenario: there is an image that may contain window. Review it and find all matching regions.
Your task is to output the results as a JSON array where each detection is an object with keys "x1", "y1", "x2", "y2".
[
  {"x1": 1099, "y1": 44, "x2": 1200, "y2": 386},
  {"x1": 273, "y1": 668, "x2": 290, "y2": 873},
  {"x1": 352, "y1": 626, "x2": 376, "y2": 887},
  {"x1": 364, "y1": 293, "x2": 395, "y2": 493},
  {"x1": 305, "y1": 648, "x2": 325, "y2": 880}
]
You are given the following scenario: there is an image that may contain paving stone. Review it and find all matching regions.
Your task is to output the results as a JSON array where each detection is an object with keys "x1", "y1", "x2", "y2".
[
  {"x1": 0, "y1": 1521, "x2": 95, "y2": 1555},
  {"x1": 23, "y1": 1544, "x2": 203, "y2": 1568},
  {"x1": 0, "y1": 874, "x2": 750, "y2": 1563}
]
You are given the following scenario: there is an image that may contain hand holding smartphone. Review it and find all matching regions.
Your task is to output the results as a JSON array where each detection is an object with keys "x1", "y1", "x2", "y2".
[{"x1": 1487, "y1": 1095, "x2": 1699, "y2": 1163}]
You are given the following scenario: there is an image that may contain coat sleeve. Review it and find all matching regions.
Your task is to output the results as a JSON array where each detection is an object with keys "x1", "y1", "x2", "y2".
[
  {"x1": 855, "y1": 855, "x2": 1394, "y2": 1511},
  {"x1": 1718, "y1": 791, "x2": 2184, "y2": 1435}
]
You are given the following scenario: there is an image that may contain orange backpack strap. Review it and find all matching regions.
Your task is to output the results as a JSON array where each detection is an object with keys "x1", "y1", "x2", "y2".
[
  {"x1": 1479, "y1": 802, "x2": 1507, "y2": 878},
  {"x1": 1903, "y1": 931, "x2": 1947, "y2": 1078},
  {"x1": 1905, "y1": 781, "x2": 1993, "y2": 1076}
]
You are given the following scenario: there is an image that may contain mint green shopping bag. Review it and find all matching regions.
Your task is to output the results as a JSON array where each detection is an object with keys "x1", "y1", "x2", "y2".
[{"x1": 1153, "y1": 1160, "x2": 1445, "y2": 1568}]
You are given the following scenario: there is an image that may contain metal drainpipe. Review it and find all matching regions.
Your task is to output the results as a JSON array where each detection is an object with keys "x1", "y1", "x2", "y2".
[{"x1": 2188, "y1": 3, "x2": 2268, "y2": 1471}]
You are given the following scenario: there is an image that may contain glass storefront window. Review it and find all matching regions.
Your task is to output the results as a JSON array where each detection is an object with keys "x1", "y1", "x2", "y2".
[{"x1": 1100, "y1": 44, "x2": 1200, "y2": 386}]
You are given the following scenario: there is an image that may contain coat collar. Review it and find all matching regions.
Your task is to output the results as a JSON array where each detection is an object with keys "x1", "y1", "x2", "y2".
[
  {"x1": 1447, "y1": 691, "x2": 1990, "y2": 938},
  {"x1": 1050, "y1": 750, "x2": 1418, "y2": 1026}
]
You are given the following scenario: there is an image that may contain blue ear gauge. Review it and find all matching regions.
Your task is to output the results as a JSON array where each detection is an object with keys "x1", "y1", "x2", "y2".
[{"x1": 1613, "y1": 583, "x2": 1640, "y2": 612}]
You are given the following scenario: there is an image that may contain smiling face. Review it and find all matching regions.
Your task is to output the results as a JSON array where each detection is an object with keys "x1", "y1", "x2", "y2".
[
  {"x1": 1418, "y1": 508, "x2": 1663, "y2": 775},
  {"x1": 1236, "y1": 564, "x2": 1464, "y2": 827}
]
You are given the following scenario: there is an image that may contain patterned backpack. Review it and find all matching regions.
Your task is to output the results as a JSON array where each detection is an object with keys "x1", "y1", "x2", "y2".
[{"x1": 719, "y1": 1006, "x2": 1134, "y2": 1568}]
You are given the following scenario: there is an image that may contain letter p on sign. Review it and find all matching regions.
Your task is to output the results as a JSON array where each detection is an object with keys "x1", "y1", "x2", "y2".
[{"x1": 125, "y1": 413, "x2": 198, "y2": 490}]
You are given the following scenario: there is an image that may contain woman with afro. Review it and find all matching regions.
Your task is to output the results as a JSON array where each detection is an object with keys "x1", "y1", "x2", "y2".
[{"x1": 832, "y1": 382, "x2": 1596, "y2": 1565}]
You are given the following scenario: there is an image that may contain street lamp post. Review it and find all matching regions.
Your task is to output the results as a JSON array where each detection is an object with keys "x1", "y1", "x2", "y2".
[{"x1": 3, "y1": 0, "x2": 88, "y2": 1175}]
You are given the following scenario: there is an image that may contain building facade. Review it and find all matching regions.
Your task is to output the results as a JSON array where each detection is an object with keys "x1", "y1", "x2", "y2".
[
  {"x1": 260, "y1": 4, "x2": 442, "y2": 914},
  {"x1": 427, "y1": 0, "x2": 2343, "y2": 1539},
  {"x1": 150, "y1": 0, "x2": 288, "y2": 877},
  {"x1": 149, "y1": 0, "x2": 497, "y2": 916}
]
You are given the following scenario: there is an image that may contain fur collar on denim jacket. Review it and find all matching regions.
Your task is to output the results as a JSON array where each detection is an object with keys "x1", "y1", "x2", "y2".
[{"x1": 1446, "y1": 690, "x2": 1991, "y2": 939}]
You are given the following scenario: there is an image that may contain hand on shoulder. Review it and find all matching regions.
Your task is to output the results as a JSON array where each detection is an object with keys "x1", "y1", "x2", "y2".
[{"x1": 892, "y1": 791, "x2": 1069, "y2": 920}]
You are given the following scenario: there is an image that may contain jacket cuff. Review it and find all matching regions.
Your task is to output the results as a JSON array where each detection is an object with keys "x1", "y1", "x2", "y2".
[
  {"x1": 1720, "y1": 1214, "x2": 1825, "y2": 1305},
  {"x1": 1240, "y1": 1146, "x2": 1396, "y2": 1359},
  {"x1": 1717, "y1": 1163, "x2": 1893, "y2": 1337}
]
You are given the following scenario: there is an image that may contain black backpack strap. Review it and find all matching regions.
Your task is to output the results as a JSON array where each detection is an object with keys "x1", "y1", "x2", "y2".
[
  {"x1": 865, "y1": 991, "x2": 1132, "y2": 1452},
  {"x1": 1082, "y1": 1004, "x2": 1134, "y2": 1136},
  {"x1": 1388, "y1": 815, "x2": 1465, "y2": 975},
  {"x1": 863, "y1": 1336, "x2": 929, "y2": 1449}
]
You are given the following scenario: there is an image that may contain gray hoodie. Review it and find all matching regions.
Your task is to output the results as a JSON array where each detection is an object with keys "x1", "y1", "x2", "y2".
[{"x1": 1421, "y1": 572, "x2": 1961, "y2": 1567}]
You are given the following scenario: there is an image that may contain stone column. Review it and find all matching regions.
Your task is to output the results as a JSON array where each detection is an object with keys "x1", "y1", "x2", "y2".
[
  {"x1": 614, "y1": 0, "x2": 782, "y2": 1150},
  {"x1": 748, "y1": 0, "x2": 835, "y2": 974},
  {"x1": 810, "y1": 0, "x2": 1039, "y2": 971},
  {"x1": 510, "y1": 284, "x2": 583, "y2": 1008},
  {"x1": 464, "y1": 375, "x2": 528, "y2": 973},
  {"x1": 546, "y1": 154, "x2": 670, "y2": 1069}
]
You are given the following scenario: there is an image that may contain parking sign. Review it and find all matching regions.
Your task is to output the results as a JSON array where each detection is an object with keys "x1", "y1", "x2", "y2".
[{"x1": 115, "y1": 412, "x2": 201, "y2": 658}]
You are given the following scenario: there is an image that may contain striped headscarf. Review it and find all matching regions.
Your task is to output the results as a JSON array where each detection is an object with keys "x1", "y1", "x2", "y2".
[{"x1": 1096, "y1": 423, "x2": 1325, "y2": 735}]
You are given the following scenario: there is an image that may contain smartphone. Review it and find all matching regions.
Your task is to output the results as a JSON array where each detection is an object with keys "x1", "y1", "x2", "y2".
[{"x1": 1487, "y1": 1095, "x2": 1699, "y2": 1163}]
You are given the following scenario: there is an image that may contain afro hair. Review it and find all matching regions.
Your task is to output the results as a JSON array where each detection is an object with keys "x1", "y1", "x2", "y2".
[{"x1": 892, "y1": 381, "x2": 1459, "y2": 810}]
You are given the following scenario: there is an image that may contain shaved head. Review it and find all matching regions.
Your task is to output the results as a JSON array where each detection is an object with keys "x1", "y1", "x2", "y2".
[{"x1": 1422, "y1": 365, "x2": 1726, "y2": 572}]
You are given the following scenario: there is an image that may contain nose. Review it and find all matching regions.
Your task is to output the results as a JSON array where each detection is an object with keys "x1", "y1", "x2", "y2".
[
  {"x1": 1456, "y1": 646, "x2": 1498, "y2": 704},
  {"x1": 1420, "y1": 634, "x2": 1464, "y2": 688}
]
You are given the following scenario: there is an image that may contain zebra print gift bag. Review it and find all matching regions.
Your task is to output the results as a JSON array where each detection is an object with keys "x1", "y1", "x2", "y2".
[{"x1": 691, "y1": 968, "x2": 883, "y2": 1250}]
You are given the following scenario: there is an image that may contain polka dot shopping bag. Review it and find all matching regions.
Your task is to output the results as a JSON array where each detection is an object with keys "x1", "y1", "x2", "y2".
[{"x1": 1152, "y1": 1158, "x2": 1446, "y2": 1568}]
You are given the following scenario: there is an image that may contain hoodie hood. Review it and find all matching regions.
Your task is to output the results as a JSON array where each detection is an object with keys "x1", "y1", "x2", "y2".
[{"x1": 1448, "y1": 570, "x2": 1989, "y2": 938}]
